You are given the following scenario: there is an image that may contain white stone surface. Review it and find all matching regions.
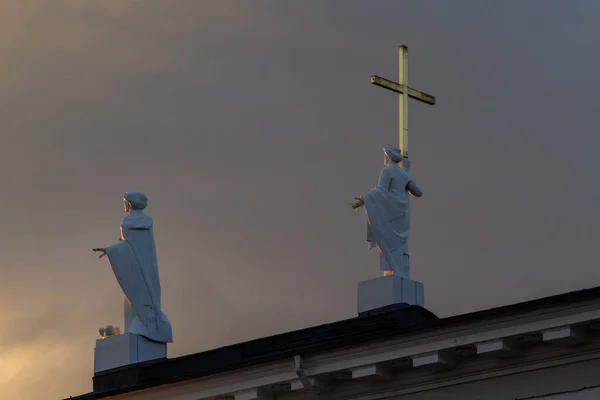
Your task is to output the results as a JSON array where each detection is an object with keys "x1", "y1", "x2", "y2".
[
  {"x1": 89, "y1": 300, "x2": 600, "y2": 400},
  {"x1": 290, "y1": 377, "x2": 322, "y2": 391},
  {"x1": 234, "y1": 388, "x2": 272, "y2": 400},
  {"x1": 352, "y1": 146, "x2": 422, "y2": 279},
  {"x1": 476, "y1": 339, "x2": 518, "y2": 355},
  {"x1": 94, "y1": 191, "x2": 173, "y2": 343},
  {"x1": 357, "y1": 275, "x2": 424, "y2": 314},
  {"x1": 94, "y1": 333, "x2": 166, "y2": 373},
  {"x1": 351, "y1": 364, "x2": 393, "y2": 379},
  {"x1": 412, "y1": 351, "x2": 453, "y2": 368}
]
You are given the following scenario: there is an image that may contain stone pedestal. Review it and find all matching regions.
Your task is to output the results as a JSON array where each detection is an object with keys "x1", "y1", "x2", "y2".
[
  {"x1": 358, "y1": 275, "x2": 424, "y2": 316},
  {"x1": 94, "y1": 333, "x2": 166, "y2": 373}
]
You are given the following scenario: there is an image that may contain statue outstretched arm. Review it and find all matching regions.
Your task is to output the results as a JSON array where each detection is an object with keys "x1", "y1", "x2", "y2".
[
  {"x1": 351, "y1": 166, "x2": 396, "y2": 210},
  {"x1": 408, "y1": 180, "x2": 423, "y2": 197},
  {"x1": 401, "y1": 158, "x2": 422, "y2": 197},
  {"x1": 93, "y1": 248, "x2": 108, "y2": 259},
  {"x1": 351, "y1": 197, "x2": 364, "y2": 210}
]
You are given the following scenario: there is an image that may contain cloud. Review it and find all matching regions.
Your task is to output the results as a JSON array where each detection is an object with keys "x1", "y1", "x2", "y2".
[{"x1": 0, "y1": 1, "x2": 599, "y2": 399}]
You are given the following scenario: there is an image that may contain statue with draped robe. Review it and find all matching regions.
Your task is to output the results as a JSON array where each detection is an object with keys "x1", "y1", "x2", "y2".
[
  {"x1": 351, "y1": 145, "x2": 423, "y2": 279},
  {"x1": 93, "y1": 191, "x2": 173, "y2": 343}
]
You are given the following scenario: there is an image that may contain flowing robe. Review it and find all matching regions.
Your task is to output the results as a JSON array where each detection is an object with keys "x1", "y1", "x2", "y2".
[
  {"x1": 105, "y1": 209, "x2": 173, "y2": 343},
  {"x1": 363, "y1": 163, "x2": 415, "y2": 279}
]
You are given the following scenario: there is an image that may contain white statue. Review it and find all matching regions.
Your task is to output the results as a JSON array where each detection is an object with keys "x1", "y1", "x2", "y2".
[
  {"x1": 94, "y1": 191, "x2": 173, "y2": 343},
  {"x1": 351, "y1": 145, "x2": 423, "y2": 279}
]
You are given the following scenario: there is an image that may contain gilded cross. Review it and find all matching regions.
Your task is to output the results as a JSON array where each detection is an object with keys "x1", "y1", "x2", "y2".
[{"x1": 370, "y1": 45, "x2": 435, "y2": 157}]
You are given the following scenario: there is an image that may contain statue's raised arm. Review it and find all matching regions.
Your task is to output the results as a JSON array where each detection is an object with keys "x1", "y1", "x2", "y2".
[{"x1": 400, "y1": 157, "x2": 422, "y2": 197}]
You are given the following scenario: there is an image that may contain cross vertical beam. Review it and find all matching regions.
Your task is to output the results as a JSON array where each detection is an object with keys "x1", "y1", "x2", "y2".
[
  {"x1": 399, "y1": 45, "x2": 409, "y2": 157},
  {"x1": 370, "y1": 45, "x2": 435, "y2": 158}
]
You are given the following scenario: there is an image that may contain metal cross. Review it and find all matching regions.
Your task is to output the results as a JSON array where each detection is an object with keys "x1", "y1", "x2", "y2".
[{"x1": 370, "y1": 45, "x2": 435, "y2": 157}]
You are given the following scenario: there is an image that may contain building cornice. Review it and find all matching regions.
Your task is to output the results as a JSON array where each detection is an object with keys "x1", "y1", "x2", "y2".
[{"x1": 68, "y1": 286, "x2": 600, "y2": 400}]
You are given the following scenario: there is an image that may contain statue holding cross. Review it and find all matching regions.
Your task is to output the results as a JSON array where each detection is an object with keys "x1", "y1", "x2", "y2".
[{"x1": 351, "y1": 45, "x2": 435, "y2": 279}]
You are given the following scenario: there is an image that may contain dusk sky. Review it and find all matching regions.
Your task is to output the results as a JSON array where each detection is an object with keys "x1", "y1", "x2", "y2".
[{"x1": 1, "y1": 1, "x2": 599, "y2": 398}]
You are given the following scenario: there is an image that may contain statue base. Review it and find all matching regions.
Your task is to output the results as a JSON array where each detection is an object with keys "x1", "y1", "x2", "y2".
[
  {"x1": 94, "y1": 333, "x2": 167, "y2": 373},
  {"x1": 358, "y1": 275, "x2": 424, "y2": 316}
]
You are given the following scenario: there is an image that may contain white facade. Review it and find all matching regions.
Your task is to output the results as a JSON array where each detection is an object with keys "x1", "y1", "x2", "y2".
[{"x1": 84, "y1": 290, "x2": 600, "y2": 400}]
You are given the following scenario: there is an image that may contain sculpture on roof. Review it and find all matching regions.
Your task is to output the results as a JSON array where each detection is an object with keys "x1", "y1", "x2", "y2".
[
  {"x1": 351, "y1": 145, "x2": 422, "y2": 279},
  {"x1": 93, "y1": 191, "x2": 173, "y2": 343}
]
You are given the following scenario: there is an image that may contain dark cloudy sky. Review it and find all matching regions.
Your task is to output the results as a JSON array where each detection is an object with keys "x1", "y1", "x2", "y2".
[{"x1": 1, "y1": 1, "x2": 599, "y2": 398}]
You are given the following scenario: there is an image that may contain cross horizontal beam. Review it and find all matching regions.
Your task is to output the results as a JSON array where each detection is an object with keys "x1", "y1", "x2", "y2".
[{"x1": 370, "y1": 75, "x2": 435, "y2": 105}]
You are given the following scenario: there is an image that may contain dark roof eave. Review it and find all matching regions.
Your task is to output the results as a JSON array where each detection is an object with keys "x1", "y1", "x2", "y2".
[{"x1": 66, "y1": 285, "x2": 600, "y2": 400}]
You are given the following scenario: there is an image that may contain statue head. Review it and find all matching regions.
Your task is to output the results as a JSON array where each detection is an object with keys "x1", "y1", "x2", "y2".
[
  {"x1": 123, "y1": 191, "x2": 148, "y2": 213},
  {"x1": 383, "y1": 144, "x2": 403, "y2": 166}
]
